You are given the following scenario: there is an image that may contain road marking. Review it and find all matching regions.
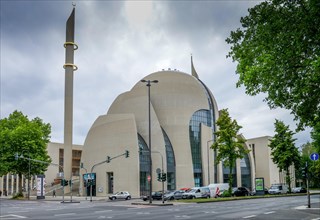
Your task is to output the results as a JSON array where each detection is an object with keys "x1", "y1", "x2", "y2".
[
  {"x1": 136, "y1": 212, "x2": 150, "y2": 215},
  {"x1": 264, "y1": 211, "x2": 275, "y2": 214},
  {"x1": 54, "y1": 213, "x2": 76, "y2": 216},
  {"x1": 0, "y1": 214, "x2": 27, "y2": 219},
  {"x1": 311, "y1": 218, "x2": 320, "y2": 220},
  {"x1": 175, "y1": 215, "x2": 191, "y2": 219},
  {"x1": 204, "y1": 211, "x2": 217, "y2": 214},
  {"x1": 7, "y1": 211, "x2": 29, "y2": 214},
  {"x1": 46, "y1": 208, "x2": 64, "y2": 211},
  {"x1": 243, "y1": 215, "x2": 256, "y2": 219},
  {"x1": 94, "y1": 210, "x2": 112, "y2": 213}
]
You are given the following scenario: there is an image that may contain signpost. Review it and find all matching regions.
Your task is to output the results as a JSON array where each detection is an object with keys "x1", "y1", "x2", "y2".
[{"x1": 310, "y1": 153, "x2": 319, "y2": 161}]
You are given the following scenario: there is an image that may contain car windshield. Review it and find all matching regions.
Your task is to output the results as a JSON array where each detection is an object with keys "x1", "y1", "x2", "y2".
[{"x1": 270, "y1": 186, "x2": 278, "y2": 189}]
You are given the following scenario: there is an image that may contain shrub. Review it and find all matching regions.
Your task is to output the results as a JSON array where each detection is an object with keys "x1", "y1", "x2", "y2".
[
  {"x1": 12, "y1": 192, "x2": 24, "y2": 199},
  {"x1": 221, "y1": 190, "x2": 232, "y2": 197}
]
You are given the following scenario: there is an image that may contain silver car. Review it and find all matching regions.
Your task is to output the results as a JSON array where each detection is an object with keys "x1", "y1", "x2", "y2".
[
  {"x1": 109, "y1": 191, "x2": 131, "y2": 200},
  {"x1": 164, "y1": 190, "x2": 184, "y2": 200}
]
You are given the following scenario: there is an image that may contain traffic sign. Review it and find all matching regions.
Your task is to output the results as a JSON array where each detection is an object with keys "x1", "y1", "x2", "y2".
[{"x1": 310, "y1": 153, "x2": 319, "y2": 161}]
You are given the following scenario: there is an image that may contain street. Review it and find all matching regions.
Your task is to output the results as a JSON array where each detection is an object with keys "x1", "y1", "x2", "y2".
[{"x1": 0, "y1": 195, "x2": 319, "y2": 219}]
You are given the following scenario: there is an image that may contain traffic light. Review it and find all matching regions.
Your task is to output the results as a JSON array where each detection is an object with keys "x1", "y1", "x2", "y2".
[
  {"x1": 69, "y1": 180, "x2": 72, "y2": 186},
  {"x1": 161, "y1": 173, "x2": 167, "y2": 182},
  {"x1": 157, "y1": 173, "x2": 161, "y2": 182},
  {"x1": 106, "y1": 156, "x2": 111, "y2": 163},
  {"x1": 125, "y1": 150, "x2": 129, "y2": 158},
  {"x1": 303, "y1": 166, "x2": 308, "y2": 179},
  {"x1": 61, "y1": 179, "x2": 68, "y2": 186}
]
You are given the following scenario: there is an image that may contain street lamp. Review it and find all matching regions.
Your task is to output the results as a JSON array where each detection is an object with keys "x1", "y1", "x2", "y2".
[{"x1": 141, "y1": 79, "x2": 158, "y2": 204}]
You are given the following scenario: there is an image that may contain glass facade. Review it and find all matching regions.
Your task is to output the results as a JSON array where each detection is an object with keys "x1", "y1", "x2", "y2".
[
  {"x1": 241, "y1": 154, "x2": 252, "y2": 189},
  {"x1": 138, "y1": 134, "x2": 150, "y2": 196},
  {"x1": 161, "y1": 128, "x2": 176, "y2": 190},
  {"x1": 189, "y1": 109, "x2": 211, "y2": 187},
  {"x1": 223, "y1": 162, "x2": 237, "y2": 187}
]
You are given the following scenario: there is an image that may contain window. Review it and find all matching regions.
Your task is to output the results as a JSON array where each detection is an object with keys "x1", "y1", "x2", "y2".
[{"x1": 189, "y1": 110, "x2": 211, "y2": 187}]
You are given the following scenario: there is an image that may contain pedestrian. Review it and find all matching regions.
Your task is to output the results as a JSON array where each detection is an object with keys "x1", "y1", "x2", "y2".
[
  {"x1": 0, "y1": 190, "x2": 2, "y2": 197},
  {"x1": 52, "y1": 189, "x2": 56, "y2": 197},
  {"x1": 4, "y1": 189, "x2": 7, "y2": 196}
]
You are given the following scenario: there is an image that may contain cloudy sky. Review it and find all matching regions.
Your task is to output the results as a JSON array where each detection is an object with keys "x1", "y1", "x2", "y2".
[{"x1": 1, "y1": 0, "x2": 311, "y2": 147}]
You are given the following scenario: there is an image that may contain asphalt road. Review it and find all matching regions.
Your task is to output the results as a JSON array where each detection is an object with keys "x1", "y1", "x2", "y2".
[{"x1": 0, "y1": 195, "x2": 319, "y2": 219}]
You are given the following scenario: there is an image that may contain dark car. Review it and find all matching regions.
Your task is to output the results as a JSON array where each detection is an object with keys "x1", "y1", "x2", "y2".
[
  {"x1": 233, "y1": 187, "x2": 250, "y2": 197},
  {"x1": 141, "y1": 191, "x2": 163, "y2": 201}
]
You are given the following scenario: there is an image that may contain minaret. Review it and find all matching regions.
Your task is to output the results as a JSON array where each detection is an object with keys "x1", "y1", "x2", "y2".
[{"x1": 63, "y1": 5, "x2": 78, "y2": 189}]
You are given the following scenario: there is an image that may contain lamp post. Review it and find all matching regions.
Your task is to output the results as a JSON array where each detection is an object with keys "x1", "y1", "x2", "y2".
[
  {"x1": 80, "y1": 163, "x2": 88, "y2": 200},
  {"x1": 141, "y1": 79, "x2": 158, "y2": 204},
  {"x1": 207, "y1": 140, "x2": 214, "y2": 185},
  {"x1": 28, "y1": 152, "x2": 30, "y2": 200}
]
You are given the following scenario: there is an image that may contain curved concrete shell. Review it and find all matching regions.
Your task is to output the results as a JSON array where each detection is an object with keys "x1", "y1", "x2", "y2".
[{"x1": 81, "y1": 69, "x2": 253, "y2": 198}]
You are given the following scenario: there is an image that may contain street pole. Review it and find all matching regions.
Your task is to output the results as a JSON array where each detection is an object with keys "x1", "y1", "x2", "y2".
[
  {"x1": 80, "y1": 164, "x2": 88, "y2": 200},
  {"x1": 141, "y1": 79, "x2": 158, "y2": 204},
  {"x1": 152, "y1": 151, "x2": 164, "y2": 204},
  {"x1": 306, "y1": 161, "x2": 310, "y2": 208},
  {"x1": 28, "y1": 152, "x2": 30, "y2": 200},
  {"x1": 89, "y1": 151, "x2": 130, "y2": 202}
]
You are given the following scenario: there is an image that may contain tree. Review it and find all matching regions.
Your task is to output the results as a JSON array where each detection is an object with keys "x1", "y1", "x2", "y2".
[
  {"x1": 309, "y1": 122, "x2": 320, "y2": 187},
  {"x1": 269, "y1": 120, "x2": 300, "y2": 192},
  {"x1": 0, "y1": 110, "x2": 52, "y2": 195},
  {"x1": 299, "y1": 142, "x2": 320, "y2": 187},
  {"x1": 226, "y1": 0, "x2": 320, "y2": 129},
  {"x1": 211, "y1": 109, "x2": 249, "y2": 194}
]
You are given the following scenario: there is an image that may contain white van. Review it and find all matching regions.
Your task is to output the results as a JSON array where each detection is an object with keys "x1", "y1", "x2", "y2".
[
  {"x1": 181, "y1": 187, "x2": 211, "y2": 199},
  {"x1": 268, "y1": 184, "x2": 288, "y2": 194},
  {"x1": 208, "y1": 183, "x2": 229, "y2": 198}
]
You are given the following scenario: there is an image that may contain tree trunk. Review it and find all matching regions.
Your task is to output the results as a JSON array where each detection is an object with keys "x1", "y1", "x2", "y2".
[
  {"x1": 228, "y1": 165, "x2": 233, "y2": 194},
  {"x1": 286, "y1": 168, "x2": 291, "y2": 193},
  {"x1": 18, "y1": 173, "x2": 23, "y2": 195}
]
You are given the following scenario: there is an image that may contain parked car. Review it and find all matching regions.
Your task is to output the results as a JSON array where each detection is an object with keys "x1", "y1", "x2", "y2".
[
  {"x1": 233, "y1": 187, "x2": 250, "y2": 197},
  {"x1": 182, "y1": 187, "x2": 211, "y2": 199},
  {"x1": 141, "y1": 191, "x2": 163, "y2": 201},
  {"x1": 292, "y1": 187, "x2": 307, "y2": 193},
  {"x1": 164, "y1": 190, "x2": 184, "y2": 200},
  {"x1": 268, "y1": 184, "x2": 288, "y2": 194},
  {"x1": 109, "y1": 191, "x2": 131, "y2": 200}
]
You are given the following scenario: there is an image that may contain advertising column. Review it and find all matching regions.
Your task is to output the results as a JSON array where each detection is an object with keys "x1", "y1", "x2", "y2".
[{"x1": 36, "y1": 175, "x2": 46, "y2": 199}]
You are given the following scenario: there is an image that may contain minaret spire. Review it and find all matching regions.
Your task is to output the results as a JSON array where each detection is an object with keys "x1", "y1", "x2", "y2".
[
  {"x1": 63, "y1": 6, "x2": 78, "y2": 196},
  {"x1": 191, "y1": 54, "x2": 199, "y2": 79}
]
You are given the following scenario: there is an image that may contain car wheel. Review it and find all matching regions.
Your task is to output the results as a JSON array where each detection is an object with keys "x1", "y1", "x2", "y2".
[
  {"x1": 112, "y1": 197, "x2": 116, "y2": 200},
  {"x1": 126, "y1": 196, "x2": 131, "y2": 200},
  {"x1": 170, "y1": 197, "x2": 174, "y2": 200}
]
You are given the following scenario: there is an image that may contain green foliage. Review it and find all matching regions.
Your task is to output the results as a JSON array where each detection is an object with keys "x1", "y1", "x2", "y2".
[
  {"x1": 221, "y1": 190, "x2": 232, "y2": 198},
  {"x1": 12, "y1": 192, "x2": 24, "y2": 199},
  {"x1": 0, "y1": 110, "x2": 52, "y2": 191},
  {"x1": 300, "y1": 124, "x2": 320, "y2": 187},
  {"x1": 211, "y1": 109, "x2": 249, "y2": 193},
  {"x1": 226, "y1": 0, "x2": 320, "y2": 129},
  {"x1": 269, "y1": 119, "x2": 301, "y2": 192}
]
